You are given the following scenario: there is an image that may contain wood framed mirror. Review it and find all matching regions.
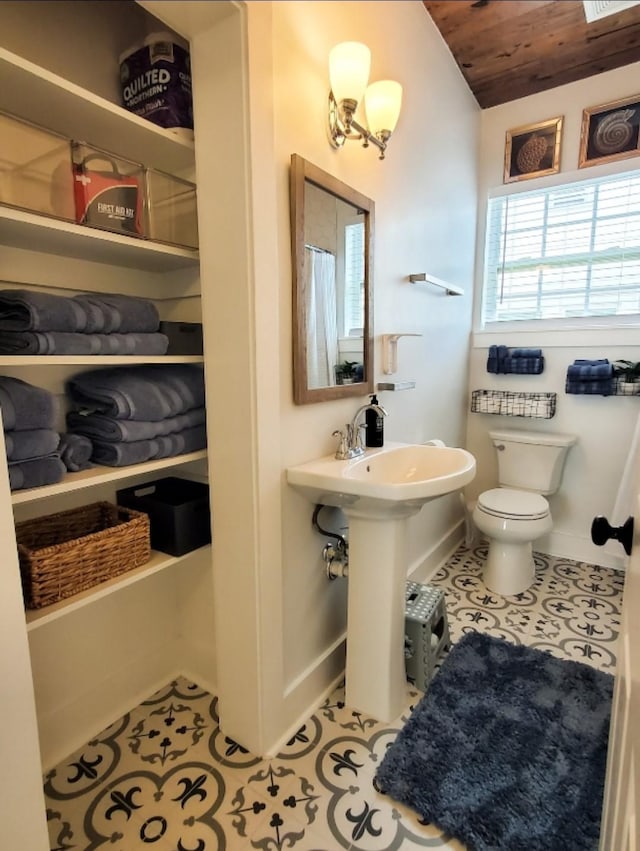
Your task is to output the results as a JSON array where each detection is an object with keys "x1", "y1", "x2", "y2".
[{"x1": 290, "y1": 154, "x2": 374, "y2": 405}]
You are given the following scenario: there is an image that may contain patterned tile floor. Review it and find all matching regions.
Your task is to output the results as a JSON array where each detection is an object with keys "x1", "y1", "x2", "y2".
[{"x1": 44, "y1": 542, "x2": 624, "y2": 850}]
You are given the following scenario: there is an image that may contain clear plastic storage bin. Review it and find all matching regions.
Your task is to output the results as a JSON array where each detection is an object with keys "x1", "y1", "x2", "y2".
[
  {"x1": 146, "y1": 168, "x2": 198, "y2": 248},
  {"x1": 0, "y1": 111, "x2": 75, "y2": 221}
]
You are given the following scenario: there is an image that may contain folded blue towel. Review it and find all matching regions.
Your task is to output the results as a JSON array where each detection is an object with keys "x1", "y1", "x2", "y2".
[
  {"x1": 90, "y1": 424, "x2": 207, "y2": 467},
  {"x1": 66, "y1": 364, "x2": 206, "y2": 421},
  {"x1": 0, "y1": 331, "x2": 169, "y2": 356},
  {"x1": 4, "y1": 429, "x2": 60, "y2": 461},
  {"x1": 0, "y1": 289, "x2": 89, "y2": 332},
  {"x1": 566, "y1": 362, "x2": 613, "y2": 379},
  {"x1": 509, "y1": 348, "x2": 542, "y2": 358},
  {"x1": 500, "y1": 357, "x2": 544, "y2": 375},
  {"x1": 0, "y1": 376, "x2": 57, "y2": 431},
  {"x1": 565, "y1": 378, "x2": 613, "y2": 396},
  {"x1": 8, "y1": 455, "x2": 65, "y2": 491},
  {"x1": 67, "y1": 406, "x2": 206, "y2": 442},
  {"x1": 58, "y1": 433, "x2": 93, "y2": 472},
  {"x1": 72, "y1": 293, "x2": 159, "y2": 333}
]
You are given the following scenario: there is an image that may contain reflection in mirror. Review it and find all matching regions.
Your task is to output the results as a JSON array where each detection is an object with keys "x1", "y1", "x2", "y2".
[{"x1": 290, "y1": 154, "x2": 374, "y2": 404}]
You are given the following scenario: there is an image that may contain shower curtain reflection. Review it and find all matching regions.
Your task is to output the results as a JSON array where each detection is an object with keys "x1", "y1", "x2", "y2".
[{"x1": 305, "y1": 245, "x2": 338, "y2": 389}]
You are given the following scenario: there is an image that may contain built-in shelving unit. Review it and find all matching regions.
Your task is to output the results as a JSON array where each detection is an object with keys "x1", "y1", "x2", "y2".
[
  {"x1": 25, "y1": 544, "x2": 212, "y2": 631},
  {"x1": 11, "y1": 449, "x2": 208, "y2": 505}
]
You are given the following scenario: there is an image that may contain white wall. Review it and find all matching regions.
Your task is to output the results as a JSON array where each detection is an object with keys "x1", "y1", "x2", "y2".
[
  {"x1": 271, "y1": 1, "x2": 479, "y2": 727},
  {"x1": 469, "y1": 63, "x2": 640, "y2": 571}
]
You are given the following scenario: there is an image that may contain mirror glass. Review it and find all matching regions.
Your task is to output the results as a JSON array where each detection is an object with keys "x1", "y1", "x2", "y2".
[{"x1": 290, "y1": 154, "x2": 374, "y2": 404}]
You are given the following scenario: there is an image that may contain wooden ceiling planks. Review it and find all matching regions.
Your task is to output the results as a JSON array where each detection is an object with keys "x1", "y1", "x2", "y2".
[{"x1": 423, "y1": 0, "x2": 640, "y2": 108}]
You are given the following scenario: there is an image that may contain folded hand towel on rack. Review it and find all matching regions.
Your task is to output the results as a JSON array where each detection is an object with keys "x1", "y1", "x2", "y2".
[
  {"x1": 58, "y1": 433, "x2": 93, "y2": 472},
  {"x1": 566, "y1": 360, "x2": 613, "y2": 380},
  {"x1": 0, "y1": 376, "x2": 57, "y2": 431},
  {"x1": 66, "y1": 364, "x2": 206, "y2": 421},
  {"x1": 72, "y1": 293, "x2": 160, "y2": 333},
  {"x1": 509, "y1": 348, "x2": 543, "y2": 358},
  {"x1": 0, "y1": 289, "x2": 89, "y2": 332},
  {"x1": 8, "y1": 455, "x2": 65, "y2": 491},
  {"x1": 67, "y1": 406, "x2": 206, "y2": 442},
  {"x1": 500, "y1": 356, "x2": 545, "y2": 375},
  {"x1": 0, "y1": 331, "x2": 169, "y2": 356},
  {"x1": 565, "y1": 378, "x2": 613, "y2": 395},
  {"x1": 4, "y1": 429, "x2": 60, "y2": 461},
  {"x1": 89, "y1": 424, "x2": 207, "y2": 467}
]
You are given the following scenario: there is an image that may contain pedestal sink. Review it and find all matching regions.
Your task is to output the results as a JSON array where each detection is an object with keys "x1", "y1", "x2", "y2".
[{"x1": 287, "y1": 441, "x2": 476, "y2": 721}]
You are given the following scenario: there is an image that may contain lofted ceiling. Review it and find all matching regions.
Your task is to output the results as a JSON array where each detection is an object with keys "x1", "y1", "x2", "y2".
[{"x1": 423, "y1": 0, "x2": 640, "y2": 109}]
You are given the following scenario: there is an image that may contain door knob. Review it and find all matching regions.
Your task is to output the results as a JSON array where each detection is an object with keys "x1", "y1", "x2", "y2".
[{"x1": 591, "y1": 515, "x2": 634, "y2": 556}]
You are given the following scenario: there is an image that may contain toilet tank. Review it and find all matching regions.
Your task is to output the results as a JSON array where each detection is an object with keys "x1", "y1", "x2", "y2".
[{"x1": 489, "y1": 428, "x2": 577, "y2": 495}]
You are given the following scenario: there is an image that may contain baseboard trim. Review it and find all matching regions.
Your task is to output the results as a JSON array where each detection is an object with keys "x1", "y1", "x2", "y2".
[
  {"x1": 408, "y1": 519, "x2": 465, "y2": 584},
  {"x1": 541, "y1": 530, "x2": 627, "y2": 571}
]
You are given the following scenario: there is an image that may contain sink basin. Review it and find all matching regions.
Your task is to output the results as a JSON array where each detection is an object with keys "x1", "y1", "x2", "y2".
[
  {"x1": 287, "y1": 441, "x2": 476, "y2": 723},
  {"x1": 287, "y1": 441, "x2": 476, "y2": 513}
]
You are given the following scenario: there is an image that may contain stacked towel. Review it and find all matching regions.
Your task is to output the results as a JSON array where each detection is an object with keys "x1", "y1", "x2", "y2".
[
  {"x1": 0, "y1": 376, "x2": 64, "y2": 490},
  {"x1": 565, "y1": 359, "x2": 613, "y2": 395},
  {"x1": 66, "y1": 364, "x2": 207, "y2": 467},
  {"x1": 487, "y1": 345, "x2": 544, "y2": 375},
  {"x1": 0, "y1": 289, "x2": 168, "y2": 355}
]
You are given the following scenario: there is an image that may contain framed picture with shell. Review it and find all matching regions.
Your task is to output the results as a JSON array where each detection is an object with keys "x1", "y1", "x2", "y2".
[
  {"x1": 579, "y1": 95, "x2": 640, "y2": 168},
  {"x1": 504, "y1": 116, "x2": 563, "y2": 183}
]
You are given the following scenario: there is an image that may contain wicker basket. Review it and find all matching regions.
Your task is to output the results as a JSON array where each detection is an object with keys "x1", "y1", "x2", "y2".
[{"x1": 16, "y1": 501, "x2": 151, "y2": 609}]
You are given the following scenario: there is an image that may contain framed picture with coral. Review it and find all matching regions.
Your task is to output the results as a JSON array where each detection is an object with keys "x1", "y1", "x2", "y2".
[
  {"x1": 503, "y1": 116, "x2": 563, "y2": 183},
  {"x1": 579, "y1": 95, "x2": 640, "y2": 168}
]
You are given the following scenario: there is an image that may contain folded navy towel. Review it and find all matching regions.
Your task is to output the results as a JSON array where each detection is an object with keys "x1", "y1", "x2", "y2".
[
  {"x1": 4, "y1": 429, "x2": 60, "y2": 461},
  {"x1": 90, "y1": 424, "x2": 207, "y2": 467},
  {"x1": 509, "y1": 348, "x2": 542, "y2": 358},
  {"x1": 565, "y1": 378, "x2": 613, "y2": 396},
  {"x1": 72, "y1": 293, "x2": 159, "y2": 334},
  {"x1": 566, "y1": 362, "x2": 613, "y2": 379},
  {"x1": 501, "y1": 356, "x2": 544, "y2": 375},
  {"x1": 58, "y1": 433, "x2": 93, "y2": 472},
  {"x1": 66, "y1": 364, "x2": 205, "y2": 421},
  {"x1": 8, "y1": 455, "x2": 65, "y2": 491},
  {"x1": 67, "y1": 406, "x2": 206, "y2": 442},
  {"x1": 0, "y1": 331, "x2": 169, "y2": 356},
  {"x1": 0, "y1": 376, "x2": 57, "y2": 431},
  {"x1": 0, "y1": 289, "x2": 89, "y2": 332}
]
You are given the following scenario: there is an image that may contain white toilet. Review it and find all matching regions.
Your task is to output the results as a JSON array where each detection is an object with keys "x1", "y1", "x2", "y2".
[{"x1": 472, "y1": 428, "x2": 576, "y2": 596}]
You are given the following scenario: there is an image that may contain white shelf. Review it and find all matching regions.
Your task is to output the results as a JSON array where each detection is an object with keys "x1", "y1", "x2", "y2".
[
  {"x1": 25, "y1": 544, "x2": 212, "y2": 631},
  {"x1": 0, "y1": 355, "x2": 203, "y2": 366},
  {"x1": 0, "y1": 206, "x2": 199, "y2": 271},
  {"x1": 11, "y1": 450, "x2": 208, "y2": 505},
  {"x1": 0, "y1": 47, "x2": 195, "y2": 173}
]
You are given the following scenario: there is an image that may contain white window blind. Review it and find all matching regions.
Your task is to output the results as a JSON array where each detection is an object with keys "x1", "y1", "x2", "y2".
[
  {"x1": 482, "y1": 170, "x2": 640, "y2": 325},
  {"x1": 343, "y1": 221, "x2": 365, "y2": 336}
]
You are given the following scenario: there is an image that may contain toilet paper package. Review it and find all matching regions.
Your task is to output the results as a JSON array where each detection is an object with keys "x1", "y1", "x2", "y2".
[{"x1": 119, "y1": 32, "x2": 193, "y2": 139}]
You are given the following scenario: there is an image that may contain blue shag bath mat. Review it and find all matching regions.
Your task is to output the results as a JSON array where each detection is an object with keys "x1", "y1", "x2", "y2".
[{"x1": 375, "y1": 630, "x2": 614, "y2": 851}]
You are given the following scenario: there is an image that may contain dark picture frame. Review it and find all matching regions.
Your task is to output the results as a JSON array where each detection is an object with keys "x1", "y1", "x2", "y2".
[
  {"x1": 579, "y1": 95, "x2": 640, "y2": 168},
  {"x1": 504, "y1": 116, "x2": 563, "y2": 183}
]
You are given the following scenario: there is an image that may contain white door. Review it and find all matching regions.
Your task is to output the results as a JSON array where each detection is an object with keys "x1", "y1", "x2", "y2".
[{"x1": 599, "y1": 449, "x2": 640, "y2": 850}]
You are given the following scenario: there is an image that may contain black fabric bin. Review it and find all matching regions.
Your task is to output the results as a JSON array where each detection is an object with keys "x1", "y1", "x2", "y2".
[{"x1": 116, "y1": 476, "x2": 210, "y2": 556}]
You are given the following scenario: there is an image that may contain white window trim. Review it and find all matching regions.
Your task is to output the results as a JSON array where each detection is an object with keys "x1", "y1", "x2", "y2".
[{"x1": 474, "y1": 160, "x2": 640, "y2": 347}]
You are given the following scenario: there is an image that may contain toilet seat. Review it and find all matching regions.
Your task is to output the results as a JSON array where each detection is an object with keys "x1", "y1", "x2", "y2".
[{"x1": 477, "y1": 488, "x2": 549, "y2": 520}]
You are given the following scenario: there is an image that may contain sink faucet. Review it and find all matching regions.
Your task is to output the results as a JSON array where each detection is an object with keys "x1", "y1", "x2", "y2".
[{"x1": 333, "y1": 401, "x2": 388, "y2": 459}]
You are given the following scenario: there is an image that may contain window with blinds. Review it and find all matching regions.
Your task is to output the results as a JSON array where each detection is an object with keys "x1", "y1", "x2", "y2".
[
  {"x1": 343, "y1": 220, "x2": 365, "y2": 336},
  {"x1": 482, "y1": 170, "x2": 640, "y2": 325}
]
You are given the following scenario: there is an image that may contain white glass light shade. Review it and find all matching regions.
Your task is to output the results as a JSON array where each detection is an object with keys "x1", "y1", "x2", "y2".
[
  {"x1": 329, "y1": 42, "x2": 371, "y2": 106},
  {"x1": 364, "y1": 80, "x2": 403, "y2": 135}
]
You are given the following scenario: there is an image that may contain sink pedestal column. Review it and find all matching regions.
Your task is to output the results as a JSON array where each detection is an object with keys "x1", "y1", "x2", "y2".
[{"x1": 343, "y1": 504, "x2": 420, "y2": 722}]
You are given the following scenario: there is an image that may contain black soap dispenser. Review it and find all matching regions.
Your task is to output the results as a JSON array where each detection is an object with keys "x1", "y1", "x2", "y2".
[{"x1": 365, "y1": 394, "x2": 384, "y2": 448}]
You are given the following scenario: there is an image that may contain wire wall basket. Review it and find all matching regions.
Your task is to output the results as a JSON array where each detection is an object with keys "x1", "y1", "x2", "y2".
[{"x1": 471, "y1": 389, "x2": 557, "y2": 419}]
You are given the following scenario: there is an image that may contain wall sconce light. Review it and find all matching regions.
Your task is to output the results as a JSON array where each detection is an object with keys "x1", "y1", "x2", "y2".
[{"x1": 328, "y1": 41, "x2": 402, "y2": 160}]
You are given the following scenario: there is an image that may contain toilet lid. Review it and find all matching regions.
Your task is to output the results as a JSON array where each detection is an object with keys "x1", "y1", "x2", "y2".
[{"x1": 478, "y1": 488, "x2": 549, "y2": 520}]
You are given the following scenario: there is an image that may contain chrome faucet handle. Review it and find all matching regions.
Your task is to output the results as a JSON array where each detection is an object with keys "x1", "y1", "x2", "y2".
[{"x1": 355, "y1": 422, "x2": 366, "y2": 450}]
